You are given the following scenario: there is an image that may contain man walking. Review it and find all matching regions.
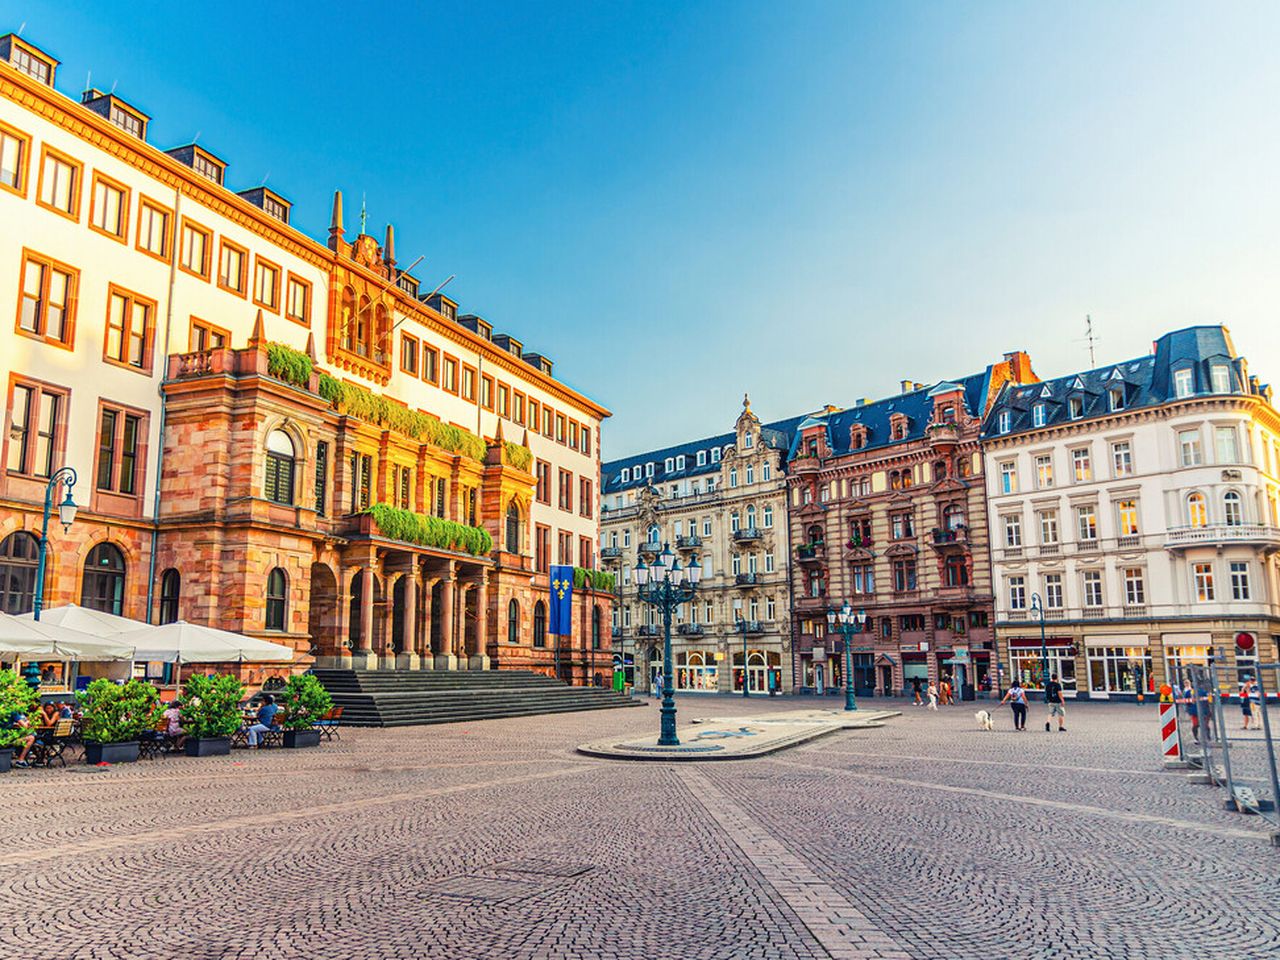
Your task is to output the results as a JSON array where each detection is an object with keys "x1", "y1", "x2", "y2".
[{"x1": 1044, "y1": 673, "x2": 1066, "y2": 732}]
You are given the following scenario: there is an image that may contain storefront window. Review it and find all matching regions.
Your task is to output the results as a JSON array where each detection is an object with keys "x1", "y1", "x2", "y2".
[
  {"x1": 732, "y1": 650, "x2": 780, "y2": 693},
  {"x1": 1086, "y1": 646, "x2": 1153, "y2": 694},
  {"x1": 676, "y1": 650, "x2": 717, "y2": 691},
  {"x1": 1008, "y1": 644, "x2": 1076, "y2": 692}
]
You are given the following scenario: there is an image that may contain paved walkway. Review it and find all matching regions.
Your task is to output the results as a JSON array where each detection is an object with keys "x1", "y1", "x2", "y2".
[{"x1": 3, "y1": 696, "x2": 1278, "y2": 959}]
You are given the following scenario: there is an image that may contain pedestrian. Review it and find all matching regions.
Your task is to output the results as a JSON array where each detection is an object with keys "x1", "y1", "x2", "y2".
[
  {"x1": 1000, "y1": 679, "x2": 1028, "y2": 731},
  {"x1": 1240, "y1": 676, "x2": 1258, "y2": 731},
  {"x1": 653, "y1": 672, "x2": 663, "y2": 699},
  {"x1": 1044, "y1": 673, "x2": 1066, "y2": 732},
  {"x1": 911, "y1": 676, "x2": 923, "y2": 706},
  {"x1": 926, "y1": 680, "x2": 939, "y2": 710},
  {"x1": 1182, "y1": 679, "x2": 1199, "y2": 740}
]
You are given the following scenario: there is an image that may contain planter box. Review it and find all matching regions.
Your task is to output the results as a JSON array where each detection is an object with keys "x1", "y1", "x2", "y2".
[
  {"x1": 0, "y1": 747, "x2": 11, "y2": 773},
  {"x1": 84, "y1": 741, "x2": 140, "y2": 765},
  {"x1": 184, "y1": 736, "x2": 231, "y2": 758},
  {"x1": 283, "y1": 729, "x2": 321, "y2": 749}
]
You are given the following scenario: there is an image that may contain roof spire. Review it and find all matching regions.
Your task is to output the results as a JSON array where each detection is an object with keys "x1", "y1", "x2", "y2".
[
  {"x1": 248, "y1": 309, "x2": 266, "y2": 350},
  {"x1": 384, "y1": 223, "x2": 396, "y2": 267},
  {"x1": 359, "y1": 193, "x2": 368, "y2": 235},
  {"x1": 743, "y1": 392, "x2": 751, "y2": 413},
  {"x1": 328, "y1": 190, "x2": 344, "y2": 248}
]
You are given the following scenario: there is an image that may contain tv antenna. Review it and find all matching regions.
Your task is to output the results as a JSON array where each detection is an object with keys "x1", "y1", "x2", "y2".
[{"x1": 1077, "y1": 315, "x2": 1100, "y2": 368}]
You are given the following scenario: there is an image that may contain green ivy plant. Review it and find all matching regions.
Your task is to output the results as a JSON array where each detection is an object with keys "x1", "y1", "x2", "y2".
[
  {"x1": 0, "y1": 669, "x2": 39, "y2": 749},
  {"x1": 573, "y1": 567, "x2": 616, "y2": 592},
  {"x1": 363, "y1": 503, "x2": 493, "y2": 556},
  {"x1": 281, "y1": 674, "x2": 333, "y2": 730},
  {"x1": 503, "y1": 441, "x2": 533, "y2": 472},
  {"x1": 317, "y1": 374, "x2": 489, "y2": 462},
  {"x1": 80, "y1": 678, "x2": 162, "y2": 745},
  {"x1": 266, "y1": 342, "x2": 314, "y2": 388},
  {"x1": 179, "y1": 674, "x2": 246, "y2": 739}
]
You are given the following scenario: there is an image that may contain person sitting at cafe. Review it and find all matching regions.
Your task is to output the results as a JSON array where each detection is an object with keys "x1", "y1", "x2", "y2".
[
  {"x1": 245, "y1": 694, "x2": 280, "y2": 748},
  {"x1": 9, "y1": 712, "x2": 37, "y2": 768},
  {"x1": 162, "y1": 701, "x2": 186, "y2": 750},
  {"x1": 58, "y1": 702, "x2": 73, "y2": 719},
  {"x1": 39, "y1": 701, "x2": 59, "y2": 727},
  {"x1": 40, "y1": 665, "x2": 57, "y2": 685}
]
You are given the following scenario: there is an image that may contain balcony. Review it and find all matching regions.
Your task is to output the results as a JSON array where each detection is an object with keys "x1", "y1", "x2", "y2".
[
  {"x1": 600, "y1": 546, "x2": 623, "y2": 561},
  {"x1": 790, "y1": 455, "x2": 822, "y2": 475},
  {"x1": 1039, "y1": 543, "x2": 1060, "y2": 556},
  {"x1": 676, "y1": 623, "x2": 705, "y2": 636},
  {"x1": 1165, "y1": 523, "x2": 1280, "y2": 551},
  {"x1": 930, "y1": 526, "x2": 969, "y2": 548},
  {"x1": 736, "y1": 620, "x2": 765, "y2": 635},
  {"x1": 637, "y1": 541, "x2": 661, "y2": 556},
  {"x1": 1116, "y1": 535, "x2": 1141, "y2": 549},
  {"x1": 926, "y1": 421, "x2": 961, "y2": 446},
  {"x1": 676, "y1": 535, "x2": 702, "y2": 551},
  {"x1": 796, "y1": 542, "x2": 825, "y2": 563},
  {"x1": 732, "y1": 527, "x2": 763, "y2": 543},
  {"x1": 735, "y1": 572, "x2": 762, "y2": 587},
  {"x1": 794, "y1": 591, "x2": 828, "y2": 609},
  {"x1": 611, "y1": 626, "x2": 623, "y2": 638},
  {"x1": 637, "y1": 625, "x2": 660, "y2": 638}
]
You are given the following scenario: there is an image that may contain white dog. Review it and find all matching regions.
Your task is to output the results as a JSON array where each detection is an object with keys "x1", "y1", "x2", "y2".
[{"x1": 974, "y1": 709, "x2": 994, "y2": 731}]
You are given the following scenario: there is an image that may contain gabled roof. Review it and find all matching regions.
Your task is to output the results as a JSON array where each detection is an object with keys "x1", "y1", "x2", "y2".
[
  {"x1": 982, "y1": 325, "x2": 1261, "y2": 440},
  {"x1": 602, "y1": 413, "x2": 806, "y2": 493}
]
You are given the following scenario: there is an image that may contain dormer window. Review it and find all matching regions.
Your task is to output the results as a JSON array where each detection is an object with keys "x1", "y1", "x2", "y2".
[
  {"x1": 1108, "y1": 387, "x2": 1124, "y2": 412},
  {"x1": 1174, "y1": 368, "x2": 1194, "y2": 399},
  {"x1": 697, "y1": 450, "x2": 707, "y2": 466},
  {"x1": 940, "y1": 405, "x2": 956, "y2": 423},
  {"x1": 711, "y1": 448, "x2": 721, "y2": 463},
  {"x1": 890, "y1": 413, "x2": 910, "y2": 441},
  {"x1": 1211, "y1": 364, "x2": 1231, "y2": 394},
  {"x1": 1032, "y1": 404, "x2": 1046, "y2": 427},
  {"x1": 744, "y1": 432, "x2": 754, "y2": 449},
  {"x1": 1068, "y1": 397, "x2": 1084, "y2": 420},
  {"x1": 194, "y1": 153, "x2": 221, "y2": 184},
  {"x1": 2, "y1": 36, "x2": 56, "y2": 86},
  {"x1": 645, "y1": 462, "x2": 655, "y2": 478},
  {"x1": 664, "y1": 457, "x2": 674, "y2": 472},
  {"x1": 849, "y1": 424, "x2": 868, "y2": 450},
  {"x1": 620, "y1": 468, "x2": 630, "y2": 482},
  {"x1": 676, "y1": 455, "x2": 686, "y2": 470},
  {"x1": 996, "y1": 410, "x2": 1011, "y2": 434}
]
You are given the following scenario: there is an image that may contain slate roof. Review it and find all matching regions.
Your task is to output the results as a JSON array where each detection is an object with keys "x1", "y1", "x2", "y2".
[
  {"x1": 785, "y1": 371, "x2": 992, "y2": 461},
  {"x1": 602, "y1": 414, "x2": 808, "y2": 494},
  {"x1": 980, "y1": 326, "x2": 1260, "y2": 440}
]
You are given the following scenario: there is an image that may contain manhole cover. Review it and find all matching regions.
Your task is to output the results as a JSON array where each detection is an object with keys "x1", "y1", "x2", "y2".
[{"x1": 492, "y1": 858, "x2": 595, "y2": 878}]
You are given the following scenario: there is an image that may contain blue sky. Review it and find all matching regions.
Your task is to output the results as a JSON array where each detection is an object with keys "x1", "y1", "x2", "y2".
[{"x1": 16, "y1": 1, "x2": 1280, "y2": 456}]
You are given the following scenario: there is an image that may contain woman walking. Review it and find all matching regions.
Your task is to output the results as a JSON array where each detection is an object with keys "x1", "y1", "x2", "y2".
[
  {"x1": 1241, "y1": 676, "x2": 1258, "y2": 731},
  {"x1": 1000, "y1": 679, "x2": 1028, "y2": 731},
  {"x1": 926, "y1": 680, "x2": 939, "y2": 711}
]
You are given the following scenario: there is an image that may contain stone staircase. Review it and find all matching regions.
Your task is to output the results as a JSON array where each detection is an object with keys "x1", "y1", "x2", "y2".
[{"x1": 311, "y1": 669, "x2": 644, "y2": 727}]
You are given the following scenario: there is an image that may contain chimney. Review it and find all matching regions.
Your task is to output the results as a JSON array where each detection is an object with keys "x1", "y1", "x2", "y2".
[
  {"x1": 900, "y1": 380, "x2": 912, "y2": 394},
  {"x1": 384, "y1": 223, "x2": 396, "y2": 270},
  {"x1": 1002, "y1": 350, "x2": 1036, "y2": 384}
]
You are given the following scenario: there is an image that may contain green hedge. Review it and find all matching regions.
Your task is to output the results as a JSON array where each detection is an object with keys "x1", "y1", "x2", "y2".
[
  {"x1": 574, "y1": 567, "x2": 616, "y2": 592},
  {"x1": 503, "y1": 441, "x2": 533, "y2": 472},
  {"x1": 364, "y1": 503, "x2": 493, "y2": 556},
  {"x1": 266, "y1": 342, "x2": 313, "y2": 389},
  {"x1": 318, "y1": 373, "x2": 489, "y2": 462}
]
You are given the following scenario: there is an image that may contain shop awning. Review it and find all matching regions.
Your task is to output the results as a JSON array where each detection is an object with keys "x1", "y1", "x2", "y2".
[
  {"x1": 0, "y1": 612, "x2": 136, "y2": 661},
  {"x1": 126, "y1": 621, "x2": 296, "y2": 664}
]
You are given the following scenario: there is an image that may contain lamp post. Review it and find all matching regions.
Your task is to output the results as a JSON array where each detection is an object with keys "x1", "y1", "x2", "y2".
[
  {"x1": 736, "y1": 615, "x2": 750, "y2": 698},
  {"x1": 32, "y1": 466, "x2": 78, "y2": 621},
  {"x1": 1030, "y1": 591, "x2": 1048, "y2": 695},
  {"x1": 635, "y1": 543, "x2": 701, "y2": 746},
  {"x1": 827, "y1": 600, "x2": 867, "y2": 711}
]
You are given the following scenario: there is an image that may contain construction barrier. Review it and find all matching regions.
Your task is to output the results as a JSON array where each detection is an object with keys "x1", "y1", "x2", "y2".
[{"x1": 1158, "y1": 685, "x2": 1181, "y2": 764}]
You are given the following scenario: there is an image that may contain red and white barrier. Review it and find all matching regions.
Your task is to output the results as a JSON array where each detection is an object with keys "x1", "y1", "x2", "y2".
[{"x1": 1160, "y1": 700, "x2": 1180, "y2": 764}]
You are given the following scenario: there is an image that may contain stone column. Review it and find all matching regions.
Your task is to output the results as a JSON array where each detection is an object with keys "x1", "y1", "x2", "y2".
[
  {"x1": 470, "y1": 573, "x2": 490, "y2": 671},
  {"x1": 380, "y1": 571, "x2": 398, "y2": 671},
  {"x1": 398, "y1": 569, "x2": 420, "y2": 671},
  {"x1": 420, "y1": 576, "x2": 437, "y2": 668},
  {"x1": 435, "y1": 563, "x2": 458, "y2": 671},
  {"x1": 355, "y1": 566, "x2": 378, "y2": 670}
]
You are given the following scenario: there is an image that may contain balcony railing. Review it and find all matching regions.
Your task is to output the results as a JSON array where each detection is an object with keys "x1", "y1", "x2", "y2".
[
  {"x1": 735, "y1": 572, "x2": 761, "y2": 586},
  {"x1": 1116, "y1": 535, "x2": 1141, "y2": 549},
  {"x1": 736, "y1": 620, "x2": 765, "y2": 634},
  {"x1": 611, "y1": 626, "x2": 623, "y2": 637},
  {"x1": 637, "y1": 625, "x2": 660, "y2": 637},
  {"x1": 796, "y1": 542, "x2": 825, "y2": 562},
  {"x1": 600, "y1": 546, "x2": 623, "y2": 560},
  {"x1": 676, "y1": 623, "x2": 705, "y2": 636},
  {"x1": 732, "y1": 527, "x2": 763, "y2": 543},
  {"x1": 930, "y1": 526, "x2": 969, "y2": 546},
  {"x1": 676, "y1": 535, "x2": 702, "y2": 551},
  {"x1": 1165, "y1": 524, "x2": 1280, "y2": 549},
  {"x1": 637, "y1": 541, "x2": 661, "y2": 556}
]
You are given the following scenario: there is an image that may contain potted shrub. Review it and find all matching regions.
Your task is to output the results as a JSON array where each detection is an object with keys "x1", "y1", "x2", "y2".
[
  {"x1": 180, "y1": 673, "x2": 245, "y2": 757},
  {"x1": 0, "y1": 669, "x2": 39, "y2": 773},
  {"x1": 80, "y1": 677, "x2": 161, "y2": 764},
  {"x1": 280, "y1": 673, "x2": 332, "y2": 748}
]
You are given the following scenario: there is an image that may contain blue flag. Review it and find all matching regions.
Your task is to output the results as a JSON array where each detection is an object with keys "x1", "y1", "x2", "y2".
[{"x1": 549, "y1": 565, "x2": 574, "y2": 636}]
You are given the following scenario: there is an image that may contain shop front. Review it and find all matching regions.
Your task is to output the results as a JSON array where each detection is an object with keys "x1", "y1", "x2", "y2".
[
  {"x1": 732, "y1": 649, "x2": 782, "y2": 694},
  {"x1": 1007, "y1": 636, "x2": 1078, "y2": 697},
  {"x1": 675, "y1": 649, "x2": 718, "y2": 692},
  {"x1": 1084, "y1": 635, "x2": 1154, "y2": 699},
  {"x1": 1162, "y1": 633, "x2": 1211, "y2": 688}
]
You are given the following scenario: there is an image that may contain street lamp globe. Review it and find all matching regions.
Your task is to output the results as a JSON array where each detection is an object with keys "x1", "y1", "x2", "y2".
[
  {"x1": 669, "y1": 558, "x2": 684, "y2": 585},
  {"x1": 634, "y1": 558, "x2": 649, "y2": 586},
  {"x1": 58, "y1": 488, "x2": 78, "y2": 531},
  {"x1": 657, "y1": 543, "x2": 675, "y2": 576},
  {"x1": 686, "y1": 553, "x2": 701, "y2": 585}
]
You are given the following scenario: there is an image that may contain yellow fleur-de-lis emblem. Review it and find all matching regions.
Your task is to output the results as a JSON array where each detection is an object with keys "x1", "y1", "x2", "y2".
[{"x1": 552, "y1": 578, "x2": 569, "y2": 600}]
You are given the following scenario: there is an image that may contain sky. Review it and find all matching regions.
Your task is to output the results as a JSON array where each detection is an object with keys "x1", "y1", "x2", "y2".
[{"x1": 14, "y1": 1, "x2": 1280, "y2": 458}]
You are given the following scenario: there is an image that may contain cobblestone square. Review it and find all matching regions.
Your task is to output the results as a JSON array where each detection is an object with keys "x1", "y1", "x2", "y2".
[{"x1": 3, "y1": 697, "x2": 1278, "y2": 960}]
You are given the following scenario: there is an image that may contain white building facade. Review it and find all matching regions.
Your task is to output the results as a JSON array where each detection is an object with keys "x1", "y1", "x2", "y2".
[{"x1": 982, "y1": 326, "x2": 1280, "y2": 698}]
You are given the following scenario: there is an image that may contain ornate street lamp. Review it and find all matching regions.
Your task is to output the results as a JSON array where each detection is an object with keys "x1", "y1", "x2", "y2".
[
  {"x1": 827, "y1": 600, "x2": 866, "y2": 712},
  {"x1": 33, "y1": 466, "x2": 78, "y2": 621},
  {"x1": 634, "y1": 543, "x2": 701, "y2": 746}
]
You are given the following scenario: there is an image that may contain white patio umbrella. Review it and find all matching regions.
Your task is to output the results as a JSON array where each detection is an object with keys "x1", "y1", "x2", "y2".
[
  {"x1": 16, "y1": 603, "x2": 150, "y2": 636},
  {"x1": 126, "y1": 621, "x2": 296, "y2": 664},
  {"x1": 0, "y1": 611, "x2": 136, "y2": 661}
]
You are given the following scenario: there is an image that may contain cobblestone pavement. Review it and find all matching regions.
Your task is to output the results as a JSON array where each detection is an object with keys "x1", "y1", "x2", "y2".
[{"x1": 2, "y1": 696, "x2": 1278, "y2": 960}]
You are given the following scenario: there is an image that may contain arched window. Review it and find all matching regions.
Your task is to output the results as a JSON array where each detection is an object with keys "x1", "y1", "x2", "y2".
[
  {"x1": 647, "y1": 524, "x2": 660, "y2": 545},
  {"x1": 807, "y1": 524, "x2": 824, "y2": 545},
  {"x1": 533, "y1": 600, "x2": 547, "y2": 648},
  {"x1": 505, "y1": 501, "x2": 521, "y2": 553},
  {"x1": 746, "y1": 505, "x2": 756, "y2": 530},
  {"x1": 1187, "y1": 492, "x2": 1208, "y2": 528},
  {"x1": 944, "y1": 504, "x2": 965, "y2": 530},
  {"x1": 340, "y1": 287, "x2": 356, "y2": 350},
  {"x1": 1223, "y1": 491, "x2": 1243, "y2": 526},
  {"x1": 592, "y1": 605, "x2": 602, "y2": 650},
  {"x1": 82, "y1": 543, "x2": 126, "y2": 615},
  {"x1": 265, "y1": 567, "x2": 288, "y2": 631},
  {"x1": 934, "y1": 460, "x2": 948, "y2": 482},
  {"x1": 901, "y1": 471, "x2": 913, "y2": 489},
  {"x1": 159, "y1": 568, "x2": 180, "y2": 624},
  {"x1": 730, "y1": 510, "x2": 741, "y2": 532},
  {"x1": 355, "y1": 295, "x2": 371, "y2": 356},
  {"x1": 0, "y1": 531, "x2": 39, "y2": 614},
  {"x1": 508, "y1": 599, "x2": 520, "y2": 644},
  {"x1": 763, "y1": 504, "x2": 774, "y2": 528},
  {"x1": 265, "y1": 430, "x2": 296, "y2": 505},
  {"x1": 372, "y1": 303, "x2": 390, "y2": 363}
]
